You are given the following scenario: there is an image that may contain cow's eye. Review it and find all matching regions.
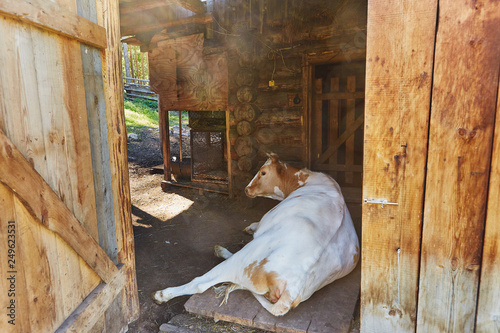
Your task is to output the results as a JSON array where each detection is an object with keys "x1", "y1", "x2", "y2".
[{"x1": 261, "y1": 171, "x2": 266, "y2": 176}]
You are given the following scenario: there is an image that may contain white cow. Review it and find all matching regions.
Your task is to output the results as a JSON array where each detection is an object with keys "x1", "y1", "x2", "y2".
[{"x1": 153, "y1": 153, "x2": 359, "y2": 316}]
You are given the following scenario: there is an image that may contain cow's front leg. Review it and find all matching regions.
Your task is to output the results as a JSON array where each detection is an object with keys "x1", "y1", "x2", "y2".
[
  {"x1": 243, "y1": 222, "x2": 259, "y2": 235},
  {"x1": 153, "y1": 258, "x2": 236, "y2": 304}
]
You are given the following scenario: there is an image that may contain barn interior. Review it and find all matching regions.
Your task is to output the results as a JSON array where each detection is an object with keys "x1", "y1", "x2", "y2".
[
  {"x1": 121, "y1": 0, "x2": 366, "y2": 200},
  {"x1": 120, "y1": 0, "x2": 366, "y2": 331}
]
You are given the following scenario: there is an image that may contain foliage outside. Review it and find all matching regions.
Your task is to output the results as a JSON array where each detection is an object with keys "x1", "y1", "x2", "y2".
[{"x1": 124, "y1": 98, "x2": 158, "y2": 134}]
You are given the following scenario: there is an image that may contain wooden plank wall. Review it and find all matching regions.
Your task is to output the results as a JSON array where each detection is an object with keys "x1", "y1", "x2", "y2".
[{"x1": 363, "y1": 0, "x2": 500, "y2": 331}]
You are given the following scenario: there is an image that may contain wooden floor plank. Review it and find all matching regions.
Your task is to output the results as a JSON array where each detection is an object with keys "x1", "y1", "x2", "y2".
[{"x1": 184, "y1": 265, "x2": 360, "y2": 333}]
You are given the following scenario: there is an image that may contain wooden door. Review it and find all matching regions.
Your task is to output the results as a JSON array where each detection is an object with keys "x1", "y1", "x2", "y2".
[
  {"x1": 362, "y1": 0, "x2": 500, "y2": 332},
  {"x1": 0, "y1": 0, "x2": 138, "y2": 332},
  {"x1": 310, "y1": 60, "x2": 365, "y2": 192}
]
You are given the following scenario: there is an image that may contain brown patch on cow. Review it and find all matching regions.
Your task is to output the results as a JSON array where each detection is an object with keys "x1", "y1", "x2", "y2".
[
  {"x1": 244, "y1": 259, "x2": 285, "y2": 303},
  {"x1": 353, "y1": 245, "x2": 360, "y2": 264}
]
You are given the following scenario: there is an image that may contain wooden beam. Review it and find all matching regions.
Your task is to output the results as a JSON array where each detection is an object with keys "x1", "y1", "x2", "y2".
[
  {"x1": 120, "y1": 0, "x2": 204, "y2": 15},
  {"x1": 55, "y1": 265, "x2": 127, "y2": 333},
  {"x1": 102, "y1": 0, "x2": 140, "y2": 322},
  {"x1": 121, "y1": 13, "x2": 212, "y2": 36},
  {"x1": 170, "y1": 0, "x2": 205, "y2": 14},
  {"x1": 120, "y1": 0, "x2": 172, "y2": 15},
  {"x1": 0, "y1": 129, "x2": 118, "y2": 284},
  {"x1": 0, "y1": 0, "x2": 107, "y2": 49}
]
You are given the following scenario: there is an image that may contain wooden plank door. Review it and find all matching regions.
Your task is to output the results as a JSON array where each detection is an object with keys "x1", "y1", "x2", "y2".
[
  {"x1": 0, "y1": 0, "x2": 138, "y2": 331},
  {"x1": 310, "y1": 61, "x2": 365, "y2": 191},
  {"x1": 416, "y1": 1, "x2": 500, "y2": 331},
  {"x1": 361, "y1": 0, "x2": 437, "y2": 331}
]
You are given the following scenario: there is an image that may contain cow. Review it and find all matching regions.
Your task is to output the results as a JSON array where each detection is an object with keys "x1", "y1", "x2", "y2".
[{"x1": 152, "y1": 153, "x2": 359, "y2": 316}]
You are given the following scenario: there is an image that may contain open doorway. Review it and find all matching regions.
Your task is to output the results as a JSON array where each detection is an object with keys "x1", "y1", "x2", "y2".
[
  {"x1": 164, "y1": 110, "x2": 230, "y2": 194},
  {"x1": 307, "y1": 57, "x2": 366, "y2": 203}
]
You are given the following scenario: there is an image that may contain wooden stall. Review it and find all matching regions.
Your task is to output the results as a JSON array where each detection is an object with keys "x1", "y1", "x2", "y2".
[
  {"x1": 362, "y1": 0, "x2": 500, "y2": 332},
  {"x1": 0, "y1": 0, "x2": 139, "y2": 332}
]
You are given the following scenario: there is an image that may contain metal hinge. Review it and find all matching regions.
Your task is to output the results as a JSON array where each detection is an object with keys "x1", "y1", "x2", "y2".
[{"x1": 364, "y1": 198, "x2": 399, "y2": 208}]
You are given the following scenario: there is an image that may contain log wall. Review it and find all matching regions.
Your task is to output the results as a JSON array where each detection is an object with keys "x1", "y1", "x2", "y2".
[{"x1": 148, "y1": 0, "x2": 367, "y2": 196}]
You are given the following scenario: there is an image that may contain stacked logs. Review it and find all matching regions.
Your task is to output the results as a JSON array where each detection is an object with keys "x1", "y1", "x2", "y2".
[{"x1": 231, "y1": 66, "x2": 259, "y2": 176}]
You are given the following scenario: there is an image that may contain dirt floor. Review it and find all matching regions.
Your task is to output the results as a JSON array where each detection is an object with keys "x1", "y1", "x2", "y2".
[
  {"x1": 125, "y1": 127, "x2": 360, "y2": 333},
  {"x1": 126, "y1": 127, "x2": 275, "y2": 332}
]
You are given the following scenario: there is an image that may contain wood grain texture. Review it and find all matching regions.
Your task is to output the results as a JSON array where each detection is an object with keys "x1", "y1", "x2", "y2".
[
  {"x1": 15, "y1": 193, "x2": 101, "y2": 332},
  {"x1": 55, "y1": 265, "x2": 127, "y2": 333},
  {"x1": 417, "y1": 0, "x2": 500, "y2": 331},
  {"x1": 0, "y1": 0, "x2": 107, "y2": 49},
  {"x1": 476, "y1": 77, "x2": 500, "y2": 332},
  {"x1": 362, "y1": 0, "x2": 437, "y2": 331},
  {"x1": 0, "y1": 129, "x2": 118, "y2": 284},
  {"x1": 0, "y1": 184, "x2": 31, "y2": 333},
  {"x1": 100, "y1": 0, "x2": 140, "y2": 323}
]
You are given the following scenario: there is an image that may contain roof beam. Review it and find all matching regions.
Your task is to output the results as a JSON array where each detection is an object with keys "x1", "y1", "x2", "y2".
[
  {"x1": 121, "y1": 13, "x2": 212, "y2": 36},
  {"x1": 120, "y1": 0, "x2": 205, "y2": 15},
  {"x1": 171, "y1": 0, "x2": 205, "y2": 14}
]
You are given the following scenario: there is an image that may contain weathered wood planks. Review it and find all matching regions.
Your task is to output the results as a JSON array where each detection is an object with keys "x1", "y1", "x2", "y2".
[
  {"x1": 476, "y1": 76, "x2": 500, "y2": 332},
  {"x1": 362, "y1": 0, "x2": 437, "y2": 331},
  {"x1": 417, "y1": 0, "x2": 500, "y2": 331},
  {"x1": 0, "y1": 0, "x2": 107, "y2": 49},
  {"x1": 101, "y1": 0, "x2": 141, "y2": 323}
]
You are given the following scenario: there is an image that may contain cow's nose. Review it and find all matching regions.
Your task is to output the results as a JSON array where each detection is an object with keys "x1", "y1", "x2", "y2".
[{"x1": 244, "y1": 187, "x2": 249, "y2": 195}]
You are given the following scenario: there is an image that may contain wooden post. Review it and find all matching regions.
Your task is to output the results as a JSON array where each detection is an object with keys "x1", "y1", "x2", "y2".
[
  {"x1": 328, "y1": 77, "x2": 339, "y2": 179},
  {"x1": 122, "y1": 43, "x2": 131, "y2": 83},
  {"x1": 361, "y1": 0, "x2": 437, "y2": 331},
  {"x1": 313, "y1": 77, "x2": 322, "y2": 161},
  {"x1": 101, "y1": 0, "x2": 140, "y2": 323},
  {"x1": 345, "y1": 76, "x2": 356, "y2": 184},
  {"x1": 179, "y1": 110, "x2": 183, "y2": 162},
  {"x1": 159, "y1": 96, "x2": 172, "y2": 181},
  {"x1": 416, "y1": 1, "x2": 500, "y2": 331}
]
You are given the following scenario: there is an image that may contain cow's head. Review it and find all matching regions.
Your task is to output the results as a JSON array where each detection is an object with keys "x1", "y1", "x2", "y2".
[{"x1": 245, "y1": 153, "x2": 308, "y2": 200}]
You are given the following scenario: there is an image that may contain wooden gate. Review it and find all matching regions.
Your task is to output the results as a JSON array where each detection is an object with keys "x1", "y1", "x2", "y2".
[
  {"x1": 0, "y1": 0, "x2": 139, "y2": 332},
  {"x1": 362, "y1": 0, "x2": 500, "y2": 332},
  {"x1": 309, "y1": 59, "x2": 365, "y2": 191}
]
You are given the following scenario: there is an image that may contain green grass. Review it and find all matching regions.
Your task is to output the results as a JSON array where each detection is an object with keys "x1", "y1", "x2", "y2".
[
  {"x1": 123, "y1": 97, "x2": 190, "y2": 135},
  {"x1": 168, "y1": 110, "x2": 189, "y2": 129},
  {"x1": 124, "y1": 98, "x2": 159, "y2": 133}
]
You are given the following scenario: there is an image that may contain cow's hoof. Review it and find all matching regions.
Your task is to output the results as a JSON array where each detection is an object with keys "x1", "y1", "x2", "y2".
[
  {"x1": 243, "y1": 222, "x2": 258, "y2": 235},
  {"x1": 214, "y1": 245, "x2": 233, "y2": 260},
  {"x1": 151, "y1": 291, "x2": 164, "y2": 305}
]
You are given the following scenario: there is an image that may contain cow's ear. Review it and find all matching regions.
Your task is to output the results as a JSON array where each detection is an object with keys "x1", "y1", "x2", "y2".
[{"x1": 267, "y1": 152, "x2": 279, "y2": 163}]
